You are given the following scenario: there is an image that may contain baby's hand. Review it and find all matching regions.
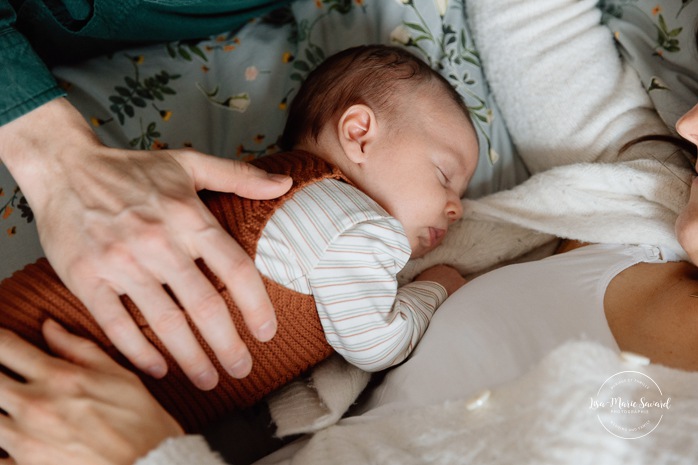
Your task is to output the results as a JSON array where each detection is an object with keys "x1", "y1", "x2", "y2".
[{"x1": 414, "y1": 264, "x2": 467, "y2": 296}]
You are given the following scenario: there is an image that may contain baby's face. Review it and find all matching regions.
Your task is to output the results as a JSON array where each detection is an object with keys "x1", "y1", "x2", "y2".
[{"x1": 362, "y1": 91, "x2": 479, "y2": 258}]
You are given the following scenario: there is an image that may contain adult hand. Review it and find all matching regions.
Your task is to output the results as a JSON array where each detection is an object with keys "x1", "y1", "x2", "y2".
[
  {"x1": 0, "y1": 98, "x2": 293, "y2": 389},
  {"x1": 414, "y1": 264, "x2": 467, "y2": 296},
  {"x1": 0, "y1": 320, "x2": 184, "y2": 465}
]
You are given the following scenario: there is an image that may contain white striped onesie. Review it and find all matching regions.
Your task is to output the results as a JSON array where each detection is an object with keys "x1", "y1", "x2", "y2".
[{"x1": 255, "y1": 177, "x2": 447, "y2": 372}]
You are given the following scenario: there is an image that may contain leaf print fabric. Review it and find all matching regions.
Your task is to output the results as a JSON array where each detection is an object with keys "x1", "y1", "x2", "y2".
[{"x1": 599, "y1": 0, "x2": 698, "y2": 129}]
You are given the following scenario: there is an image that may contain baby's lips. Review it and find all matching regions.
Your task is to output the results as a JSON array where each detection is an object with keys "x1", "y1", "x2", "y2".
[{"x1": 429, "y1": 227, "x2": 446, "y2": 247}]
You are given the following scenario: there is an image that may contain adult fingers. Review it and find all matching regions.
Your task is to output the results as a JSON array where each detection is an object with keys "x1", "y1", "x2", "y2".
[
  {"x1": 196, "y1": 226, "x2": 277, "y2": 344},
  {"x1": 174, "y1": 150, "x2": 282, "y2": 350},
  {"x1": 0, "y1": 370, "x2": 24, "y2": 418},
  {"x1": 107, "y1": 210, "x2": 255, "y2": 384},
  {"x1": 178, "y1": 151, "x2": 292, "y2": 199},
  {"x1": 161, "y1": 250, "x2": 253, "y2": 379},
  {"x1": 41, "y1": 319, "x2": 127, "y2": 377},
  {"x1": 124, "y1": 276, "x2": 219, "y2": 390},
  {"x1": 0, "y1": 328, "x2": 53, "y2": 382},
  {"x1": 0, "y1": 414, "x2": 20, "y2": 465},
  {"x1": 128, "y1": 190, "x2": 261, "y2": 381},
  {"x1": 86, "y1": 286, "x2": 168, "y2": 379},
  {"x1": 0, "y1": 323, "x2": 129, "y2": 410}
]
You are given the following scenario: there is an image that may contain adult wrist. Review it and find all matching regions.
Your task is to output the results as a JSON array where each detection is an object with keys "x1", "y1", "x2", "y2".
[{"x1": 0, "y1": 97, "x2": 100, "y2": 210}]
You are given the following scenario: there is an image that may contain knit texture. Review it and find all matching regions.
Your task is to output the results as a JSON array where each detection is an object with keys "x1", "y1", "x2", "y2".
[{"x1": 0, "y1": 150, "x2": 343, "y2": 433}]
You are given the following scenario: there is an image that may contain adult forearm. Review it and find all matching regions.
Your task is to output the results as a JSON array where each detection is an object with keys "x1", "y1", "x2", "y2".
[
  {"x1": 0, "y1": 98, "x2": 96, "y2": 211},
  {"x1": 465, "y1": 0, "x2": 668, "y2": 172}
]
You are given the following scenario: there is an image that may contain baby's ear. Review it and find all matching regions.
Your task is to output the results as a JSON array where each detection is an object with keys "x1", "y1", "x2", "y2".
[{"x1": 338, "y1": 104, "x2": 377, "y2": 164}]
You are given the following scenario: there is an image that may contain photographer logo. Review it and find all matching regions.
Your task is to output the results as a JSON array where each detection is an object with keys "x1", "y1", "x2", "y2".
[{"x1": 589, "y1": 371, "x2": 671, "y2": 439}]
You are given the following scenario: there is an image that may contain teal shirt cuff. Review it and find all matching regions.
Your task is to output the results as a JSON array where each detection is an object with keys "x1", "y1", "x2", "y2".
[{"x1": 0, "y1": 28, "x2": 66, "y2": 126}]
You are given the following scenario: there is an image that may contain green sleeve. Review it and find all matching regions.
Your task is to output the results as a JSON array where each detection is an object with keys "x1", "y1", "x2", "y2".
[
  {"x1": 0, "y1": 1, "x2": 65, "y2": 126},
  {"x1": 0, "y1": 0, "x2": 291, "y2": 126}
]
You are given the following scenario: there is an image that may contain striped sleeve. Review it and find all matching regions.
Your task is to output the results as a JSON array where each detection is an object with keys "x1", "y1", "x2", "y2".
[
  {"x1": 255, "y1": 178, "x2": 448, "y2": 371},
  {"x1": 308, "y1": 218, "x2": 448, "y2": 373}
]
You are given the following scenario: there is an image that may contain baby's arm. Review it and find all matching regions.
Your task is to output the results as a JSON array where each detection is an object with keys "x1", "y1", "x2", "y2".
[{"x1": 308, "y1": 218, "x2": 450, "y2": 372}]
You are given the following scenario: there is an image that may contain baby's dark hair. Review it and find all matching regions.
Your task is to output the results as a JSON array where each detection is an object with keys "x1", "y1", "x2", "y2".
[{"x1": 280, "y1": 44, "x2": 471, "y2": 150}]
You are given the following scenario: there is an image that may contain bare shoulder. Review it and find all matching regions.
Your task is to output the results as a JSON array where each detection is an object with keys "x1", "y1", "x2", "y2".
[{"x1": 605, "y1": 260, "x2": 698, "y2": 371}]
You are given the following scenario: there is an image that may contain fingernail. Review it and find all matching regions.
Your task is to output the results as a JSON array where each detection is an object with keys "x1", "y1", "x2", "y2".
[
  {"x1": 267, "y1": 173, "x2": 291, "y2": 183},
  {"x1": 256, "y1": 320, "x2": 277, "y2": 342},
  {"x1": 196, "y1": 369, "x2": 218, "y2": 390},
  {"x1": 229, "y1": 356, "x2": 252, "y2": 379},
  {"x1": 148, "y1": 364, "x2": 168, "y2": 379}
]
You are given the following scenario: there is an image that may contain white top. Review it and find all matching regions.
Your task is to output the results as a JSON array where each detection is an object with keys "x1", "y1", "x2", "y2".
[
  {"x1": 255, "y1": 178, "x2": 447, "y2": 372},
  {"x1": 356, "y1": 243, "x2": 669, "y2": 416}
]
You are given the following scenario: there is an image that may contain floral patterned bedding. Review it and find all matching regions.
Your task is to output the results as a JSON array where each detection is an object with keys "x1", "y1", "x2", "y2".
[
  {"x1": 600, "y1": 0, "x2": 698, "y2": 132},
  {"x1": 0, "y1": 0, "x2": 696, "y2": 280}
]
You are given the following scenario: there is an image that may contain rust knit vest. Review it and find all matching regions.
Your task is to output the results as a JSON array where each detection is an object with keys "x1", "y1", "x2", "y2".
[{"x1": 0, "y1": 150, "x2": 345, "y2": 433}]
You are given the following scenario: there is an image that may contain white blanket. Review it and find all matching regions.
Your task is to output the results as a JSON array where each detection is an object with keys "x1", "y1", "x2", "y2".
[
  {"x1": 265, "y1": 341, "x2": 698, "y2": 465},
  {"x1": 144, "y1": 341, "x2": 698, "y2": 465}
]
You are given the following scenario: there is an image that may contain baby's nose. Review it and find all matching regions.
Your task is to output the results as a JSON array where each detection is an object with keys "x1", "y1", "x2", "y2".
[{"x1": 446, "y1": 199, "x2": 463, "y2": 223}]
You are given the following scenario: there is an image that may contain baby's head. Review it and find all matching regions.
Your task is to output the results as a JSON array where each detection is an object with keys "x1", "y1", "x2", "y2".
[{"x1": 281, "y1": 45, "x2": 479, "y2": 258}]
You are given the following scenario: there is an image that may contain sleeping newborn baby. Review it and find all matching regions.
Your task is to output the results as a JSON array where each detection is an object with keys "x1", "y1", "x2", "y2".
[{"x1": 0, "y1": 44, "x2": 478, "y2": 432}]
